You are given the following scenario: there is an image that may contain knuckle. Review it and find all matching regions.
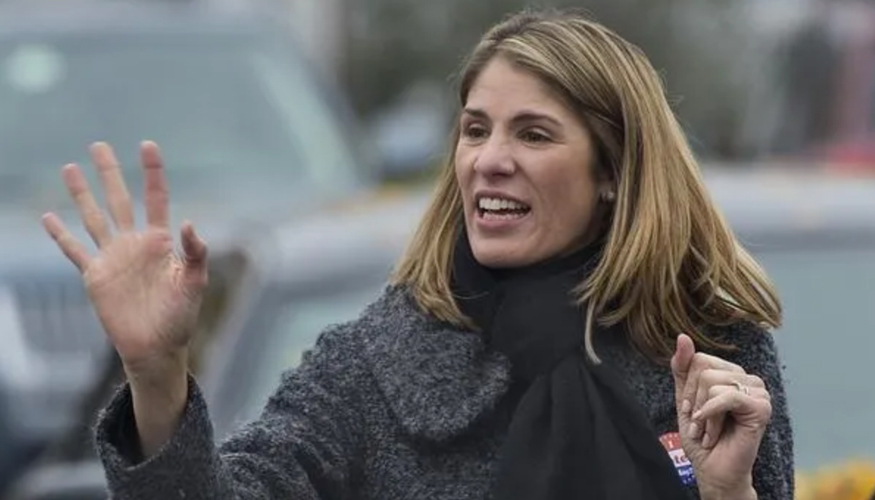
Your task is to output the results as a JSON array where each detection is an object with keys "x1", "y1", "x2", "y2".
[
  {"x1": 702, "y1": 368, "x2": 725, "y2": 384},
  {"x1": 747, "y1": 374, "x2": 766, "y2": 388},
  {"x1": 698, "y1": 368, "x2": 716, "y2": 385},
  {"x1": 707, "y1": 385, "x2": 724, "y2": 399},
  {"x1": 693, "y1": 353, "x2": 715, "y2": 367},
  {"x1": 686, "y1": 354, "x2": 704, "y2": 375},
  {"x1": 703, "y1": 353, "x2": 744, "y2": 373},
  {"x1": 760, "y1": 400, "x2": 773, "y2": 419}
]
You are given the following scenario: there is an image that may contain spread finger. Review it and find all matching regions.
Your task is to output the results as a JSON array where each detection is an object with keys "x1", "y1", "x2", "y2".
[
  {"x1": 62, "y1": 163, "x2": 112, "y2": 248},
  {"x1": 91, "y1": 142, "x2": 135, "y2": 231}
]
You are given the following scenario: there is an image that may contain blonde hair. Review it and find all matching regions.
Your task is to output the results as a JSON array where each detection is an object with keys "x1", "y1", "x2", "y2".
[{"x1": 390, "y1": 8, "x2": 782, "y2": 364}]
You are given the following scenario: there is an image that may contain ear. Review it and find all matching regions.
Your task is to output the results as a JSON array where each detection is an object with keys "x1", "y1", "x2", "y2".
[
  {"x1": 592, "y1": 157, "x2": 615, "y2": 195},
  {"x1": 596, "y1": 174, "x2": 616, "y2": 204}
]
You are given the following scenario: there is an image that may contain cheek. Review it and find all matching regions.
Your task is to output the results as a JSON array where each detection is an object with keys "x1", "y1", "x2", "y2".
[
  {"x1": 541, "y1": 168, "x2": 599, "y2": 233},
  {"x1": 454, "y1": 146, "x2": 472, "y2": 185},
  {"x1": 454, "y1": 145, "x2": 480, "y2": 215}
]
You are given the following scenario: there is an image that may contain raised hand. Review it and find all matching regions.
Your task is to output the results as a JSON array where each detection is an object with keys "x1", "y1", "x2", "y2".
[
  {"x1": 671, "y1": 334, "x2": 772, "y2": 500},
  {"x1": 42, "y1": 141, "x2": 209, "y2": 376}
]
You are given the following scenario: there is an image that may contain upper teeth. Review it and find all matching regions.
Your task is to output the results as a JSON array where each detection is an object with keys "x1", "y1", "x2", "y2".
[{"x1": 478, "y1": 197, "x2": 528, "y2": 211}]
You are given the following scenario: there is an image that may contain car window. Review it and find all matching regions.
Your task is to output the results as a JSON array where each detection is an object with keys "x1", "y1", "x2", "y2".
[
  {"x1": 755, "y1": 248, "x2": 875, "y2": 470},
  {"x1": 0, "y1": 31, "x2": 360, "y2": 209}
]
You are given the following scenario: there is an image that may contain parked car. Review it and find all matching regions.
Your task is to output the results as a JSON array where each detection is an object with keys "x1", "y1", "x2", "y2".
[
  {"x1": 0, "y1": 0, "x2": 375, "y2": 490},
  {"x1": 8, "y1": 169, "x2": 875, "y2": 498}
]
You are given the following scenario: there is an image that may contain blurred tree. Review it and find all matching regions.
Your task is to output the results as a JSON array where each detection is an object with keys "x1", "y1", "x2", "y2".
[{"x1": 338, "y1": 0, "x2": 756, "y2": 160}]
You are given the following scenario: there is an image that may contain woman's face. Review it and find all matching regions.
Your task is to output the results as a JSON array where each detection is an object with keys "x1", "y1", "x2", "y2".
[{"x1": 455, "y1": 56, "x2": 611, "y2": 268}]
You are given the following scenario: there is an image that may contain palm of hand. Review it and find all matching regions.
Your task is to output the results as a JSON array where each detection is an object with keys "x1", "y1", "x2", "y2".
[
  {"x1": 84, "y1": 229, "x2": 199, "y2": 363},
  {"x1": 43, "y1": 141, "x2": 209, "y2": 371}
]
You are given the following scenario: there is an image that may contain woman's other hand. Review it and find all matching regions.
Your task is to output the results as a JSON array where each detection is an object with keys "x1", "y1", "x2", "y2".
[{"x1": 671, "y1": 333, "x2": 772, "y2": 500}]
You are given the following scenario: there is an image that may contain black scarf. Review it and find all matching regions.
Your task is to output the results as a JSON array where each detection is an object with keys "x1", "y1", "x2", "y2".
[{"x1": 450, "y1": 228, "x2": 690, "y2": 500}]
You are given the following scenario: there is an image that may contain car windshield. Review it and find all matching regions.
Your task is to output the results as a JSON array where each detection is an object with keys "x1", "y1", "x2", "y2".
[
  {"x1": 0, "y1": 30, "x2": 361, "y2": 212},
  {"x1": 755, "y1": 247, "x2": 875, "y2": 471}
]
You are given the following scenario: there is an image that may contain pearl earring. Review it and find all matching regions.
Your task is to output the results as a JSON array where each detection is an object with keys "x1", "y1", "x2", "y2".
[{"x1": 601, "y1": 191, "x2": 616, "y2": 203}]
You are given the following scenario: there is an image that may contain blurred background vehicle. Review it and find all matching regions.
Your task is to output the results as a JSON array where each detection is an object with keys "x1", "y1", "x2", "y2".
[
  {"x1": 0, "y1": 0, "x2": 380, "y2": 491},
  {"x1": 7, "y1": 168, "x2": 875, "y2": 499}
]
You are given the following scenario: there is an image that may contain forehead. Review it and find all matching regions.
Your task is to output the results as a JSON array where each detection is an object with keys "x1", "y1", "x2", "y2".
[{"x1": 465, "y1": 57, "x2": 569, "y2": 116}]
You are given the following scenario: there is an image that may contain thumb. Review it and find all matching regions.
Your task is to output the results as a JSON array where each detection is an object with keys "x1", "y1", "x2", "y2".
[
  {"x1": 671, "y1": 333, "x2": 696, "y2": 406},
  {"x1": 180, "y1": 221, "x2": 209, "y2": 290}
]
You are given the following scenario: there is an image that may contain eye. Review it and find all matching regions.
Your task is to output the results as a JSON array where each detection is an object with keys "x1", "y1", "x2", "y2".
[
  {"x1": 520, "y1": 129, "x2": 551, "y2": 143},
  {"x1": 462, "y1": 124, "x2": 489, "y2": 140}
]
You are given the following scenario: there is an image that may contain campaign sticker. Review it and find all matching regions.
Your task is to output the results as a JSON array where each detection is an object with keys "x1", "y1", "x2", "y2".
[{"x1": 659, "y1": 432, "x2": 696, "y2": 486}]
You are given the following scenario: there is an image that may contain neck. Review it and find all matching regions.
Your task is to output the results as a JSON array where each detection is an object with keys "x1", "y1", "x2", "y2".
[
  {"x1": 460, "y1": 232, "x2": 604, "y2": 285},
  {"x1": 450, "y1": 226, "x2": 605, "y2": 335}
]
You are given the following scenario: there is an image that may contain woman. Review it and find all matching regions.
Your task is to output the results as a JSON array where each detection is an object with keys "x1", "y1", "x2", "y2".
[{"x1": 42, "y1": 9, "x2": 793, "y2": 500}]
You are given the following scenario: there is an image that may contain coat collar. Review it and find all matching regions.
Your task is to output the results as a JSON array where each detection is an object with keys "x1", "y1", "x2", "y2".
[{"x1": 356, "y1": 285, "x2": 511, "y2": 443}]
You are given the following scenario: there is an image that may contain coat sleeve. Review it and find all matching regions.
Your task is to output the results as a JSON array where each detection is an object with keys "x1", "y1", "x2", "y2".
[
  {"x1": 93, "y1": 323, "x2": 366, "y2": 500},
  {"x1": 723, "y1": 322, "x2": 796, "y2": 500}
]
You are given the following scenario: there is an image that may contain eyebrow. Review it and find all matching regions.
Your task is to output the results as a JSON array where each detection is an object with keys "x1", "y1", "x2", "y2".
[{"x1": 462, "y1": 108, "x2": 562, "y2": 128}]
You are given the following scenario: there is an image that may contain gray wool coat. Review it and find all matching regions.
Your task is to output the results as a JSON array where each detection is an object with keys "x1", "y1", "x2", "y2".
[{"x1": 94, "y1": 286, "x2": 795, "y2": 499}]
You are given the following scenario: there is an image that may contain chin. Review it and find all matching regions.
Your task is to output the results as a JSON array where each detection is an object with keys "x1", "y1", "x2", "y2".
[{"x1": 469, "y1": 237, "x2": 539, "y2": 269}]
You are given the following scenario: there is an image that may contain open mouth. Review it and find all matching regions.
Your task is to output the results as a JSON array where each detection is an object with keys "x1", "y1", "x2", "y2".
[{"x1": 477, "y1": 196, "x2": 532, "y2": 220}]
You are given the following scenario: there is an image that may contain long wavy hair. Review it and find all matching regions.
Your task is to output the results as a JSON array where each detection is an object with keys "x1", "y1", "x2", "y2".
[{"x1": 390, "y1": 8, "x2": 782, "y2": 364}]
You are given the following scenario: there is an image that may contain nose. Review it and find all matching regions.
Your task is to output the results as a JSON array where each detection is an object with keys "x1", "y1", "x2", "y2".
[{"x1": 472, "y1": 134, "x2": 515, "y2": 177}]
